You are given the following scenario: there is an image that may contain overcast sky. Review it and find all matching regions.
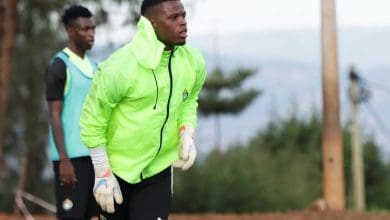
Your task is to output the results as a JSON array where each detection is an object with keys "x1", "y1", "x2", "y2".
[{"x1": 188, "y1": 0, "x2": 390, "y2": 34}]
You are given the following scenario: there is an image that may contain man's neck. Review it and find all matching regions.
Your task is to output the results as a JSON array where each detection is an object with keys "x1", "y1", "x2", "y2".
[
  {"x1": 164, "y1": 43, "x2": 175, "y2": 51},
  {"x1": 68, "y1": 44, "x2": 86, "y2": 58}
]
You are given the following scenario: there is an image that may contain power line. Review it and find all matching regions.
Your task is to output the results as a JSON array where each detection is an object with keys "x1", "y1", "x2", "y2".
[
  {"x1": 351, "y1": 70, "x2": 390, "y2": 147},
  {"x1": 362, "y1": 101, "x2": 390, "y2": 147},
  {"x1": 357, "y1": 76, "x2": 390, "y2": 95}
]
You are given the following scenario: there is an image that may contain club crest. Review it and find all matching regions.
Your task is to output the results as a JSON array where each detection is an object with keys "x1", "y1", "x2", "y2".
[{"x1": 182, "y1": 89, "x2": 189, "y2": 101}]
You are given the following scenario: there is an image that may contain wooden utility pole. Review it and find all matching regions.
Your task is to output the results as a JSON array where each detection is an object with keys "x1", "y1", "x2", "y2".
[
  {"x1": 349, "y1": 68, "x2": 366, "y2": 211},
  {"x1": 321, "y1": 0, "x2": 345, "y2": 210}
]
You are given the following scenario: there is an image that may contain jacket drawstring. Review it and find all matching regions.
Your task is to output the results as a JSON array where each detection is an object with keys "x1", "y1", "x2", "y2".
[{"x1": 152, "y1": 70, "x2": 159, "y2": 109}]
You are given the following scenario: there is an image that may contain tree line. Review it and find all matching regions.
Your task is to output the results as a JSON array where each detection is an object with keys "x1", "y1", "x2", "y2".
[{"x1": 172, "y1": 113, "x2": 390, "y2": 212}]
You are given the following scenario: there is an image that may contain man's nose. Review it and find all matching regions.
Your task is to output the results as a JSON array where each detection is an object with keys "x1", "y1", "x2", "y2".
[
  {"x1": 179, "y1": 16, "x2": 186, "y2": 26},
  {"x1": 89, "y1": 30, "x2": 94, "y2": 37},
  {"x1": 88, "y1": 28, "x2": 95, "y2": 37}
]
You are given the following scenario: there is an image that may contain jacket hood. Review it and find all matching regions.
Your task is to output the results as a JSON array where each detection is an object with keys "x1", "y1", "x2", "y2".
[{"x1": 129, "y1": 16, "x2": 166, "y2": 70}]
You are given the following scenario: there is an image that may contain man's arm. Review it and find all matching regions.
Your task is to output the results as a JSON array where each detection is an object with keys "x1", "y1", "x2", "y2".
[
  {"x1": 174, "y1": 50, "x2": 206, "y2": 170},
  {"x1": 79, "y1": 62, "x2": 128, "y2": 213},
  {"x1": 80, "y1": 63, "x2": 130, "y2": 148},
  {"x1": 48, "y1": 101, "x2": 77, "y2": 186},
  {"x1": 177, "y1": 50, "x2": 206, "y2": 128},
  {"x1": 48, "y1": 101, "x2": 67, "y2": 160},
  {"x1": 46, "y1": 58, "x2": 77, "y2": 187}
]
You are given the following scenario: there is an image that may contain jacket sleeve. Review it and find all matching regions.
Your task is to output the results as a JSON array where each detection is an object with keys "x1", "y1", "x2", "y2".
[
  {"x1": 80, "y1": 64, "x2": 129, "y2": 148},
  {"x1": 177, "y1": 51, "x2": 206, "y2": 128}
]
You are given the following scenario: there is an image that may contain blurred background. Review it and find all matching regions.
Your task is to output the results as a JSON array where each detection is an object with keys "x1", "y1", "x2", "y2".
[{"x1": 1, "y1": 0, "x2": 390, "y2": 217}]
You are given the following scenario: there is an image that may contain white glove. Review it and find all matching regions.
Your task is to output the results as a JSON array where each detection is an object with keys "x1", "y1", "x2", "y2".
[
  {"x1": 173, "y1": 125, "x2": 197, "y2": 170},
  {"x1": 90, "y1": 147, "x2": 123, "y2": 213}
]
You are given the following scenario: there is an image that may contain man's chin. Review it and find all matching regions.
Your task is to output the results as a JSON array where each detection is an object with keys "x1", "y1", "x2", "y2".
[
  {"x1": 85, "y1": 43, "x2": 93, "y2": 50},
  {"x1": 176, "y1": 40, "x2": 186, "y2": 46}
]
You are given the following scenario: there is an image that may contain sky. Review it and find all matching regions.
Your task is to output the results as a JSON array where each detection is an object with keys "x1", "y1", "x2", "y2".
[
  {"x1": 188, "y1": 0, "x2": 390, "y2": 34},
  {"x1": 184, "y1": 0, "x2": 390, "y2": 153}
]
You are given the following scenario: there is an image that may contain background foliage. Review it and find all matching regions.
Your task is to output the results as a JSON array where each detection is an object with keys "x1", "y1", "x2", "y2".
[{"x1": 172, "y1": 113, "x2": 390, "y2": 212}]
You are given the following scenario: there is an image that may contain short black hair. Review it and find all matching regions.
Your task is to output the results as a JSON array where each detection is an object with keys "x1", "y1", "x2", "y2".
[
  {"x1": 62, "y1": 5, "x2": 93, "y2": 27},
  {"x1": 140, "y1": 0, "x2": 178, "y2": 15}
]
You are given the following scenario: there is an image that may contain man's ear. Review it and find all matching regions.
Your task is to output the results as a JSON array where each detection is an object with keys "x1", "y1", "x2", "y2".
[
  {"x1": 65, "y1": 26, "x2": 74, "y2": 37},
  {"x1": 149, "y1": 19, "x2": 157, "y2": 29},
  {"x1": 145, "y1": 13, "x2": 157, "y2": 28}
]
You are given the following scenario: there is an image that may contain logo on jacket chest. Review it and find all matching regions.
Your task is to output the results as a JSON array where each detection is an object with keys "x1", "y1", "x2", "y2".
[{"x1": 182, "y1": 89, "x2": 189, "y2": 101}]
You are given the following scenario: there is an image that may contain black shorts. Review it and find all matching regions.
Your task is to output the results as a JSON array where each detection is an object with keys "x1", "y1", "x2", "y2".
[
  {"x1": 53, "y1": 156, "x2": 99, "y2": 219},
  {"x1": 101, "y1": 167, "x2": 172, "y2": 220}
]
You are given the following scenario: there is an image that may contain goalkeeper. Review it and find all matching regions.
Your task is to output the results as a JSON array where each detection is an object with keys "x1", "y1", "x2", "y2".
[{"x1": 79, "y1": 0, "x2": 206, "y2": 219}]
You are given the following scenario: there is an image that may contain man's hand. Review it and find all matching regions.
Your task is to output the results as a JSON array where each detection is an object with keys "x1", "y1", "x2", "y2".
[
  {"x1": 59, "y1": 158, "x2": 78, "y2": 188},
  {"x1": 173, "y1": 125, "x2": 197, "y2": 170},
  {"x1": 93, "y1": 167, "x2": 123, "y2": 213},
  {"x1": 90, "y1": 147, "x2": 123, "y2": 213}
]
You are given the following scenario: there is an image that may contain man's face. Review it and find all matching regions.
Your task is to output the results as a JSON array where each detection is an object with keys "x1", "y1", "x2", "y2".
[
  {"x1": 151, "y1": 1, "x2": 187, "y2": 48},
  {"x1": 68, "y1": 17, "x2": 95, "y2": 51}
]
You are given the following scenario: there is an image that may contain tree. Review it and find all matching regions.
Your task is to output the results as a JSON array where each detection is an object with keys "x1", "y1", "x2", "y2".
[
  {"x1": 198, "y1": 67, "x2": 261, "y2": 148},
  {"x1": 0, "y1": 0, "x2": 17, "y2": 182}
]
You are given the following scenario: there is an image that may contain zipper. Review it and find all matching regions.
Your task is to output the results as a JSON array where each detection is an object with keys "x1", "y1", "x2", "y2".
[
  {"x1": 140, "y1": 51, "x2": 174, "y2": 182},
  {"x1": 152, "y1": 70, "x2": 159, "y2": 109},
  {"x1": 156, "y1": 50, "x2": 174, "y2": 156}
]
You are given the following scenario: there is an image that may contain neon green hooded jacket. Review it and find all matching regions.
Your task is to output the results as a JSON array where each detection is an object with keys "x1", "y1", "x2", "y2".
[{"x1": 80, "y1": 16, "x2": 206, "y2": 183}]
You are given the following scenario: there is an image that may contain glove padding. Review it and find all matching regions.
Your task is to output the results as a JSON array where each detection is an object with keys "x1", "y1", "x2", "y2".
[
  {"x1": 90, "y1": 147, "x2": 123, "y2": 213},
  {"x1": 173, "y1": 125, "x2": 197, "y2": 170}
]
